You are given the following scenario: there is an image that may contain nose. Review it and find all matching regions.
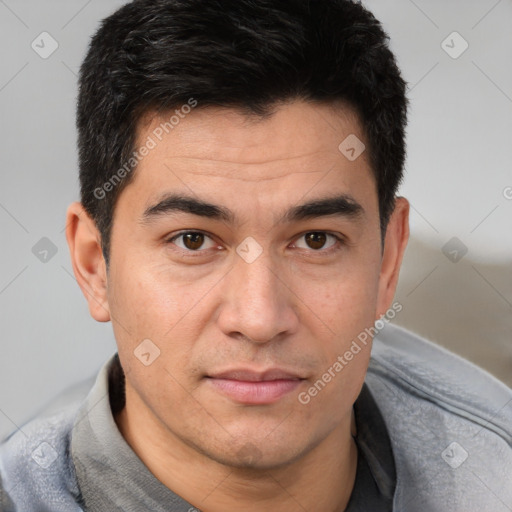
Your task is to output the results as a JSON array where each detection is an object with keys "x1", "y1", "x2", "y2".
[{"x1": 216, "y1": 251, "x2": 299, "y2": 344}]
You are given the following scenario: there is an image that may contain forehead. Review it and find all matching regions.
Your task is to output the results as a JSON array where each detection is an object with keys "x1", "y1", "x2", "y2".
[
  {"x1": 117, "y1": 100, "x2": 377, "y2": 224},
  {"x1": 134, "y1": 100, "x2": 368, "y2": 175}
]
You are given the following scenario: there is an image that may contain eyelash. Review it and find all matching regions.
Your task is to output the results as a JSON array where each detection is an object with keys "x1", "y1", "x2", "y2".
[{"x1": 165, "y1": 230, "x2": 346, "y2": 256}]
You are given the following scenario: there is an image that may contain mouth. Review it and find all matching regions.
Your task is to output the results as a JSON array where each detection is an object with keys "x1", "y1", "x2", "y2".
[{"x1": 206, "y1": 368, "x2": 306, "y2": 405}]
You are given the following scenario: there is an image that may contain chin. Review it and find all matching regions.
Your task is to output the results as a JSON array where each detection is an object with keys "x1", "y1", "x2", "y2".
[{"x1": 197, "y1": 436, "x2": 312, "y2": 471}]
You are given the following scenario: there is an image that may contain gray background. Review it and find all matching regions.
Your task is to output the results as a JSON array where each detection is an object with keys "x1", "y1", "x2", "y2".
[{"x1": 0, "y1": 0, "x2": 511, "y2": 441}]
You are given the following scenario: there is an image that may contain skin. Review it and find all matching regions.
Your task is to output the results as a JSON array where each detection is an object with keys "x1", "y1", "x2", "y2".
[{"x1": 66, "y1": 100, "x2": 409, "y2": 512}]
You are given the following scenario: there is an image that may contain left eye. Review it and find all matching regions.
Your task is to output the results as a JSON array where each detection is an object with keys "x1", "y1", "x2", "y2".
[
  {"x1": 168, "y1": 231, "x2": 218, "y2": 251},
  {"x1": 293, "y1": 232, "x2": 340, "y2": 251}
]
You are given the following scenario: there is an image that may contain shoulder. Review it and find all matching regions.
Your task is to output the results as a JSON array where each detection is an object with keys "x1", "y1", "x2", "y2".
[
  {"x1": 367, "y1": 323, "x2": 512, "y2": 511},
  {"x1": 0, "y1": 384, "x2": 92, "y2": 511},
  {"x1": 368, "y1": 322, "x2": 512, "y2": 437}
]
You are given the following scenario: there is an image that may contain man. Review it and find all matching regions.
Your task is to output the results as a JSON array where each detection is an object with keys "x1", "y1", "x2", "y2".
[{"x1": 1, "y1": 0, "x2": 511, "y2": 510}]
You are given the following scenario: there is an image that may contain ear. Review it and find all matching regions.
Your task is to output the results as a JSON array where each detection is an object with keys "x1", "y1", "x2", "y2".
[
  {"x1": 65, "y1": 202, "x2": 111, "y2": 322},
  {"x1": 375, "y1": 197, "x2": 409, "y2": 320}
]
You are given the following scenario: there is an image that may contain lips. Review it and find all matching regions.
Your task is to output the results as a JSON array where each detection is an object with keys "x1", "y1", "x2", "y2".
[
  {"x1": 209, "y1": 368, "x2": 303, "y2": 382},
  {"x1": 206, "y1": 368, "x2": 305, "y2": 404}
]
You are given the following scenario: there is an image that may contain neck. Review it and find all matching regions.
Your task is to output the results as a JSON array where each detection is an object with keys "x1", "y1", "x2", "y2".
[{"x1": 115, "y1": 387, "x2": 358, "y2": 512}]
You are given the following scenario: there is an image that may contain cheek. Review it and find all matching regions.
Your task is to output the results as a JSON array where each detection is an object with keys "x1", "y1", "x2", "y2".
[
  {"x1": 110, "y1": 270, "x2": 201, "y2": 417},
  {"x1": 297, "y1": 343, "x2": 370, "y2": 439},
  {"x1": 107, "y1": 260, "x2": 222, "y2": 386},
  {"x1": 106, "y1": 269, "x2": 181, "y2": 385},
  {"x1": 108, "y1": 260, "x2": 202, "y2": 336},
  {"x1": 289, "y1": 238, "x2": 381, "y2": 322},
  {"x1": 290, "y1": 264, "x2": 379, "y2": 396},
  {"x1": 294, "y1": 263, "x2": 379, "y2": 339}
]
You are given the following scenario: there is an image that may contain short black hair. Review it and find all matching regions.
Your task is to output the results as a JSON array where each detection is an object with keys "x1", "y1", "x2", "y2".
[{"x1": 77, "y1": 0, "x2": 408, "y2": 268}]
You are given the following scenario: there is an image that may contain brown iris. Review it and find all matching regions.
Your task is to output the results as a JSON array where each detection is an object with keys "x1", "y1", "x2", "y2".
[
  {"x1": 183, "y1": 232, "x2": 204, "y2": 250},
  {"x1": 305, "y1": 232, "x2": 327, "y2": 250}
]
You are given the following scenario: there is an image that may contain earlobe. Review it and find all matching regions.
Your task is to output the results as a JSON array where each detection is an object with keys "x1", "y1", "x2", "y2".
[
  {"x1": 65, "y1": 201, "x2": 111, "y2": 322},
  {"x1": 375, "y1": 197, "x2": 410, "y2": 320}
]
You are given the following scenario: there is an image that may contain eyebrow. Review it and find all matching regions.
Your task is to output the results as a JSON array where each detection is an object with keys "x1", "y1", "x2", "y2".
[{"x1": 140, "y1": 193, "x2": 365, "y2": 226}]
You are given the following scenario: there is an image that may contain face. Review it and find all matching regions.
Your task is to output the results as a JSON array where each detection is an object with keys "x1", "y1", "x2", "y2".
[{"x1": 69, "y1": 100, "x2": 408, "y2": 470}]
